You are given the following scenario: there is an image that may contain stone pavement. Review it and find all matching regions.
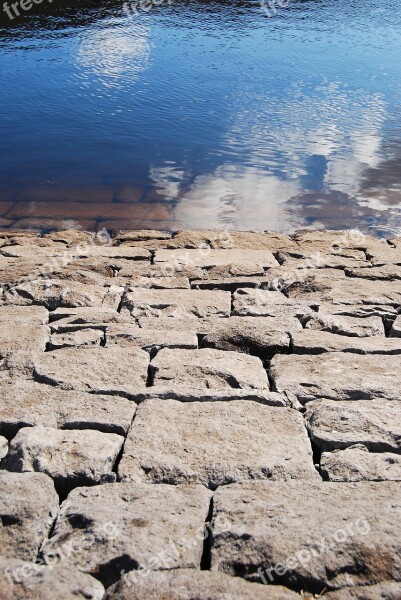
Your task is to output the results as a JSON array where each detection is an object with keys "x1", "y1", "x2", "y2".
[{"x1": 0, "y1": 228, "x2": 400, "y2": 599}]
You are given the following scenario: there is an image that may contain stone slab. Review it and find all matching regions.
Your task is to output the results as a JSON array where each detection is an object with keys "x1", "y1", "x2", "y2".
[
  {"x1": 304, "y1": 313, "x2": 385, "y2": 337},
  {"x1": 154, "y1": 249, "x2": 279, "y2": 268},
  {"x1": 320, "y1": 445, "x2": 401, "y2": 482},
  {"x1": 291, "y1": 331, "x2": 401, "y2": 354},
  {"x1": 106, "y1": 324, "x2": 198, "y2": 351}
]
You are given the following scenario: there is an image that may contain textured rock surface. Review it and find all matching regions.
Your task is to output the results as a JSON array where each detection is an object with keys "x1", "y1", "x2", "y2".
[
  {"x1": 121, "y1": 288, "x2": 231, "y2": 318},
  {"x1": 0, "y1": 472, "x2": 59, "y2": 561},
  {"x1": 304, "y1": 313, "x2": 385, "y2": 337},
  {"x1": 118, "y1": 400, "x2": 318, "y2": 486},
  {"x1": 3, "y1": 427, "x2": 124, "y2": 494},
  {"x1": 291, "y1": 331, "x2": 401, "y2": 354},
  {"x1": 320, "y1": 445, "x2": 401, "y2": 482},
  {"x1": 323, "y1": 582, "x2": 401, "y2": 599},
  {"x1": 43, "y1": 483, "x2": 212, "y2": 587},
  {"x1": 105, "y1": 569, "x2": 301, "y2": 599},
  {"x1": 212, "y1": 481, "x2": 401, "y2": 591},
  {"x1": 0, "y1": 558, "x2": 105, "y2": 600}
]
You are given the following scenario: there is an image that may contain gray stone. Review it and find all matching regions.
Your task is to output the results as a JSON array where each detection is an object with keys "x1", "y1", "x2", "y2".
[
  {"x1": 106, "y1": 324, "x2": 198, "y2": 351},
  {"x1": 202, "y1": 328, "x2": 290, "y2": 359},
  {"x1": 124, "y1": 275, "x2": 190, "y2": 289},
  {"x1": 151, "y1": 348, "x2": 269, "y2": 390},
  {"x1": 291, "y1": 331, "x2": 401, "y2": 354},
  {"x1": 30, "y1": 347, "x2": 149, "y2": 396},
  {"x1": 323, "y1": 582, "x2": 401, "y2": 599},
  {"x1": 49, "y1": 328, "x2": 104, "y2": 350},
  {"x1": 50, "y1": 307, "x2": 133, "y2": 333},
  {"x1": 154, "y1": 249, "x2": 279, "y2": 268},
  {"x1": 366, "y1": 247, "x2": 401, "y2": 266},
  {"x1": 3, "y1": 426, "x2": 124, "y2": 495},
  {"x1": 118, "y1": 399, "x2": 318, "y2": 486},
  {"x1": 0, "y1": 305, "x2": 48, "y2": 325},
  {"x1": 320, "y1": 303, "x2": 398, "y2": 320},
  {"x1": 306, "y1": 399, "x2": 401, "y2": 453},
  {"x1": 0, "y1": 306, "x2": 50, "y2": 357},
  {"x1": 277, "y1": 250, "x2": 368, "y2": 269},
  {"x1": 121, "y1": 288, "x2": 231, "y2": 319},
  {"x1": 345, "y1": 265, "x2": 401, "y2": 280},
  {"x1": 43, "y1": 483, "x2": 212, "y2": 587},
  {"x1": 304, "y1": 313, "x2": 385, "y2": 337},
  {"x1": 232, "y1": 288, "x2": 313, "y2": 318},
  {"x1": 0, "y1": 435, "x2": 8, "y2": 459},
  {"x1": 211, "y1": 481, "x2": 401, "y2": 591},
  {"x1": 0, "y1": 472, "x2": 59, "y2": 561},
  {"x1": 270, "y1": 353, "x2": 401, "y2": 404},
  {"x1": 104, "y1": 568, "x2": 300, "y2": 600},
  {"x1": 130, "y1": 387, "x2": 287, "y2": 405},
  {"x1": 0, "y1": 558, "x2": 105, "y2": 600},
  {"x1": 320, "y1": 445, "x2": 401, "y2": 482},
  {"x1": 0, "y1": 379, "x2": 136, "y2": 438}
]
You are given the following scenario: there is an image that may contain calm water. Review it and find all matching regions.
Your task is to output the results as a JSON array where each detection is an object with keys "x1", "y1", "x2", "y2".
[{"x1": 1, "y1": 0, "x2": 401, "y2": 233}]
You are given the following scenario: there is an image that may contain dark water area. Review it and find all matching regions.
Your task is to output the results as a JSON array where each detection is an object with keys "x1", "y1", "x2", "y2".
[{"x1": 1, "y1": 0, "x2": 401, "y2": 234}]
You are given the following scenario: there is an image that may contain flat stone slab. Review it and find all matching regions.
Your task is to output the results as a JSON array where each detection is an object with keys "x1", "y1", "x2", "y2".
[
  {"x1": 270, "y1": 353, "x2": 401, "y2": 403},
  {"x1": 0, "y1": 472, "x2": 59, "y2": 561},
  {"x1": 0, "y1": 379, "x2": 136, "y2": 438},
  {"x1": 128, "y1": 387, "x2": 287, "y2": 405},
  {"x1": 306, "y1": 399, "x2": 401, "y2": 452},
  {"x1": 3, "y1": 426, "x2": 124, "y2": 495},
  {"x1": 0, "y1": 558, "x2": 105, "y2": 600},
  {"x1": 0, "y1": 305, "x2": 48, "y2": 325},
  {"x1": 50, "y1": 307, "x2": 133, "y2": 332},
  {"x1": 345, "y1": 264, "x2": 401, "y2": 280},
  {"x1": 105, "y1": 569, "x2": 300, "y2": 599},
  {"x1": 30, "y1": 347, "x2": 149, "y2": 396},
  {"x1": 320, "y1": 445, "x2": 401, "y2": 482},
  {"x1": 232, "y1": 288, "x2": 313, "y2": 318},
  {"x1": 291, "y1": 331, "x2": 401, "y2": 354},
  {"x1": 43, "y1": 483, "x2": 212, "y2": 587},
  {"x1": 304, "y1": 313, "x2": 385, "y2": 337},
  {"x1": 211, "y1": 481, "x2": 401, "y2": 591},
  {"x1": 106, "y1": 324, "x2": 198, "y2": 351},
  {"x1": 118, "y1": 399, "x2": 318, "y2": 487},
  {"x1": 49, "y1": 328, "x2": 104, "y2": 350},
  {"x1": 121, "y1": 288, "x2": 231, "y2": 318},
  {"x1": 154, "y1": 249, "x2": 279, "y2": 268},
  {"x1": 0, "y1": 306, "x2": 49, "y2": 357},
  {"x1": 151, "y1": 348, "x2": 269, "y2": 390}
]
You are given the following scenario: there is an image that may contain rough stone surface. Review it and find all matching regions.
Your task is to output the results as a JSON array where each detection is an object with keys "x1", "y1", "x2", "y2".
[
  {"x1": 106, "y1": 324, "x2": 198, "y2": 351},
  {"x1": 43, "y1": 483, "x2": 212, "y2": 587},
  {"x1": 211, "y1": 481, "x2": 401, "y2": 591},
  {"x1": 0, "y1": 472, "x2": 59, "y2": 561},
  {"x1": 2, "y1": 279, "x2": 109, "y2": 310},
  {"x1": 323, "y1": 582, "x2": 401, "y2": 599},
  {"x1": 121, "y1": 288, "x2": 231, "y2": 318},
  {"x1": 3, "y1": 427, "x2": 124, "y2": 494},
  {"x1": 306, "y1": 399, "x2": 401, "y2": 453},
  {"x1": 105, "y1": 569, "x2": 301, "y2": 599},
  {"x1": 154, "y1": 249, "x2": 279, "y2": 268},
  {"x1": 291, "y1": 331, "x2": 401, "y2": 354},
  {"x1": 0, "y1": 558, "x2": 105, "y2": 600},
  {"x1": 151, "y1": 348, "x2": 269, "y2": 390},
  {"x1": 304, "y1": 313, "x2": 385, "y2": 337},
  {"x1": 320, "y1": 445, "x2": 401, "y2": 482},
  {"x1": 49, "y1": 328, "x2": 104, "y2": 349},
  {"x1": 232, "y1": 288, "x2": 312, "y2": 318},
  {"x1": 118, "y1": 399, "x2": 318, "y2": 486}
]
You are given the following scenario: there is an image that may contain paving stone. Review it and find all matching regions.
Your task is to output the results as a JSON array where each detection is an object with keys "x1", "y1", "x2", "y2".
[
  {"x1": 155, "y1": 249, "x2": 279, "y2": 269},
  {"x1": 345, "y1": 265, "x2": 401, "y2": 280},
  {"x1": 78, "y1": 246, "x2": 151, "y2": 260},
  {"x1": 0, "y1": 305, "x2": 48, "y2": 325},
  {"x1": 291, "y1": 331, "x2": 401, "y2": 354},
  {"x1": 211, "y1": 481, "x2": 401, "y2": 591},
  {"x1": 30, "y1": 347, "x2": 149, "y2": 396},
  {"x1": 306, "y1": 399, "x2": 401, "y2": 453},
  {"x1": 49, "y1": 328, "x2": 104, "y2": 350},
  {"x1": 389, "y1": 315, "x2": 401, "y2": 337},
  {"x1": 0, "y1": 379, "x2": 136, "y2": 438},
  {"x1": 0, "y1": 435, "x2": 8, "y2": 459},
  {"x1": 304, "y1": 313, "x2": 385, "y2": 337},
  {"x1": 118, "y1": 399, "x2": 318, "y2": 486},
  {"x1": 270, "y1": 353, "x2": 401, "y2": 404},
  {"x1": 320, "y1": 445, "x2": 401, "y2": 482},
  {"x1": 0, "y1": 472, "x2": 59, "y2": 561},
  {"x1": 323, "y1": 581, "x2": 401, "y2": 599},
  {"x1": 277, "y1": 250, "x2": 369, "y2": 269},
  {"x1": 206, "y1": 262, "x2": 265, "y2": 277},
  {"x1": 1, "y1": 244, "x2": 66, "y2": 260},
  {"x1": 0, "y1": 559, "x2": 105, "y2": 600},
  {"x1": 293, "y1": 230, "x2": 385, "y2": 254},
  {"x1": 232, "y1": 288, "x2": 313, "y2": 318},
  {"x1": 0, "y1": 320, "x2": 49, "y2": 357},
  {"x1": 50, "y1": 307, "x2": 133, "y2": 333},
  {"x1": 42, "y1": 483, "x2": 212, "y2": 587},
  {"x1": 121, "y1": 288, "x2": 231, "y2": 319},
  {"x1": 104, "y1": 568, "x2": 301, "y2": 600},
  {"x1": 2, "y1": 279, "x2": 109, "y2": 310},
  {"x1": 106, "y1": 324, "x2": 198, "y2": 351},
  {"x1": 151, "y1": 348, "x2": 269, "y2": 390},
  {"x1": 3, "y1": 426, "x2": 124, "y2": 495}
]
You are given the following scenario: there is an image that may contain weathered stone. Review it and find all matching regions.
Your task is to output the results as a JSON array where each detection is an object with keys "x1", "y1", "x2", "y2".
[
  {"x1": 277, "y1": 250, "x2": 368, "y2": 269},
  {"x1": 0, "y1": 305, "x2": 48, "y2": 325},
  {"x1": 126, "y1": 387, "x2": 287, "y2": 405},
  {"x1": 293, "y1": 230, "x2": 384, "y2": 254},
  {"x1": 291, "y1": 331, "x2": 401, "y2": 354},
  {"x1": 0, "y1": 558, "x2": 105, "y2": 600},
  {"x1": 1, "y1": 244, "x2": 65, "y2": 260},
  {"x1": 320, "y1": 445, "x2": 401, "y2": 482},
  {"x1": 191, "y1": 277, "x2": 271, "y2": 291},
  {"x1": 123, "y1": 275, "x2": 190, "y2": 289},
  {"x1": 121, "y1": 289, "x2": 231, "y2": 319},
  {"x1": 43, "y1": 483, "x2": 212, "y2": 587},
  {"x1": 207, "y1": 262, "x2": 265, "y2": 277},
  {"x1": 154, "y1": 249, "x2": 279, "y2": 269},
  {"x1": 105, "y1": 568, "x2": 300, "y2": 600},
  {"x1": 389, "y1": 315, "x2": 401, "y2": 338},
  {"x1": 113, "y1": 230, "x2": 172, "y2": 244},
  {"x1": 3, "y1": 427, "x2": 124, "y2": 495},
  {"x1": 306, "y1": 399, "x2": 401, "y2": 452},
  {"x1": 0, "y1": 435, "x2": 8, "y2": 459},
  {"x1": 0, "y1": 472, "x2": 59, "y2": 561},
  {"x1": 270, "y1": 353, "x2": 401, "y2": 403},
  {"x1": 0, "y1": 379, "x2": 136, "y2": 438},
  {"x1": 118, "y1": 399, "x2": 318, "y2": 486},
  {"x1": 2, "y1": 279, "x2": 108, "y2": 310},
  {"x1": 323, "y1": 581, "x2": 401, "y2": 599},
  {"x1": 106, "y1": 324, "x2": 198, "y2": 351},
  {"x1": 78, "y1": 246, "x2": 151, "y2": 260},
  {"x1": 232, "y1": 288, "x2": 313, "y2": 318},
  {"x1": 304, "y1": 313, "x2": 385, "y2": 337},
  {"x1": 315, "y1": 303, "x2": 398, "y2": 320},
  {"x1": 50, "y1": 307, "x2": 133, "y2": 333},
  {"x1": 43, "y1": 229, "x2": 99, "y2": 246},
  {"x1": 345, "y1": 265, "x2": 401, "y2": 280},
  {"x1": 366, "y1": 247, "x2": 401, "y2": 266},
  {"x1": 151, "y1": 348, "x2": 269, "y2": 390},
  {"x1": 209, "y1": 231, "x2": 297, "y2": 251},
  {"x1": 0, "y1": 322, "x2": 49, "y2": 357},
  {"x1": 49, "y1": 328, "x2": 104, "y2": 350},
  {"x1": 211, "y1": 481, "x2": 401, "y2": 591},
  {"x1": 31, "y1": 347, "x2": 149, "y2": 396}
]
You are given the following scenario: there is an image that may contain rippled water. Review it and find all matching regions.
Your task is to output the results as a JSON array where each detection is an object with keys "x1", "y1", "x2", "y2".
[{"x1": 1, "y1": 0, "x2": 401, "y2": 233}]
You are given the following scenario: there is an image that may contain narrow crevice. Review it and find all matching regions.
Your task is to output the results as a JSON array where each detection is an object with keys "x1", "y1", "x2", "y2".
[
  {"x1": 304, "y1": 416, "x2": 323, "y2": 478},
  {"x1": 149, "y1": 250, "x2": 156, "y2": 265},
  {"x1": 100, "y1": 329, "x2": 107, "y2": 347},
  {"x1": 197, "y1": 333, "x2": 206, "y2": 349},
  {"x1": 200, "y1": 496, "x2": 214, "y2": 570},
  {"x1": 146, "y1": 363, "x2": 155, "y2": 387}
]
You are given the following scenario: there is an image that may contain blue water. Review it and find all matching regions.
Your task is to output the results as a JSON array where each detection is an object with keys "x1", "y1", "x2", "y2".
[{"x1": 1, "y1": 0, "x2": 401, "y2": 233}]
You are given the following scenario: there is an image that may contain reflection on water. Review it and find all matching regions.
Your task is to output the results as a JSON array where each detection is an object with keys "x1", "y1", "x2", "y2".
[{"x1": 0, "y1": 0, "x2": 401, "y2": 234}]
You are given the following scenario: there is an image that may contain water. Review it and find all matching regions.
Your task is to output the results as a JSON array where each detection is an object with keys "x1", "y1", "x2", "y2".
[{"x1": 1, "y1": 0, "x2": 401, "y2": 234}]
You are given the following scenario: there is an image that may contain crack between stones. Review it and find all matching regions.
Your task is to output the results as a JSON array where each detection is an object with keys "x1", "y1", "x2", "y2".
[{"x1": 200, "y1": 495, "x2": 214, "y2": 570}]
